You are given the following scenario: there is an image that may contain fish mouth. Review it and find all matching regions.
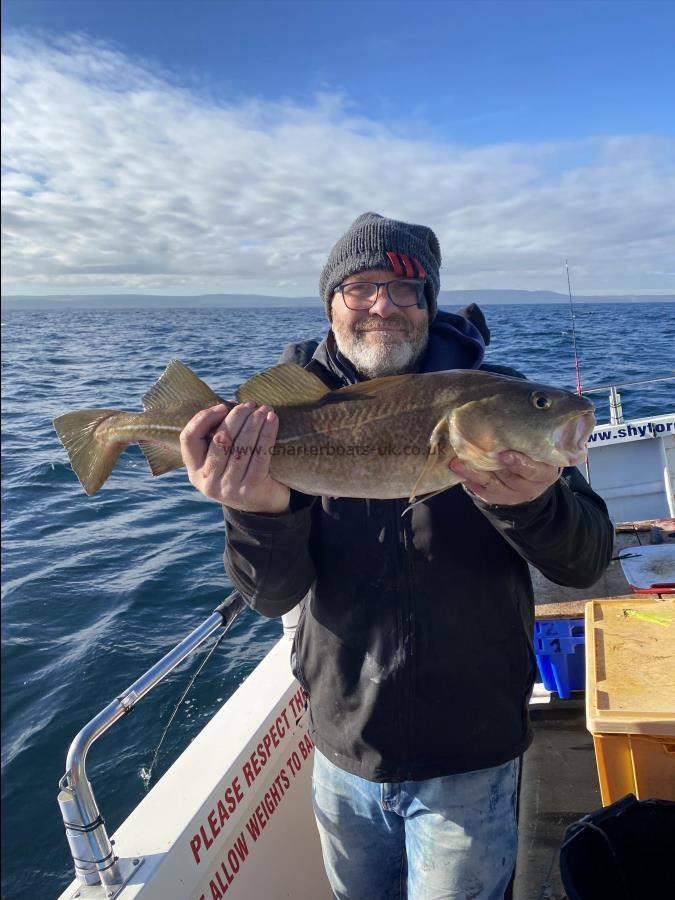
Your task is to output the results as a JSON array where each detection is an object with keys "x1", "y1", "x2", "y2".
[{"x1": 552, "y1": 411, "x2": 596, "y2": 465}]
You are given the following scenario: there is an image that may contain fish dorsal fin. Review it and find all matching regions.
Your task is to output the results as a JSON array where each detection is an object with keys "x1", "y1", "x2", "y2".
[
  {"x1": 143, "y1": 360, "x2": 221, "y2": 410},
  {"x1": 236, "y1": 363, "x2": 329, "y2": 407},
  {"x1": 318, "y1": 373, "x2": 414, "y2": 406}
]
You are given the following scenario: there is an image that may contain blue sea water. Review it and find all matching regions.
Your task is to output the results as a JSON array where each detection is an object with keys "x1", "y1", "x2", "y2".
[{"x1": 1, "y1": 302, "x2": 674, "y2": 897}]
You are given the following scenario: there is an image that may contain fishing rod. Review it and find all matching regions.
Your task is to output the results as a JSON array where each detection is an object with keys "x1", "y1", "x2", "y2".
[
  {"x1": 565, "y1": 261, "x2": 592, "y2": 483},
  {"x1": 565, "y1": 260, "x2": 583, "y2": 397},
  {"x1": 141, "y1": 628, "x2": 229, "y2": 790},
  {"x1": 141, "y1": 592, "x2": 246, "y2": 790}
]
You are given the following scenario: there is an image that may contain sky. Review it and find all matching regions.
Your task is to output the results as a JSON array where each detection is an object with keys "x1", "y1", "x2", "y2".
[{"x1": 2, "y1": 0, "x2": 674, "y2": 297}]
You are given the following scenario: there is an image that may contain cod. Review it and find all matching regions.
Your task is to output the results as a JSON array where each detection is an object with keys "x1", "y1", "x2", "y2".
[{"x1": 53, "y1": 360, "x2": 595, "y2": 501}]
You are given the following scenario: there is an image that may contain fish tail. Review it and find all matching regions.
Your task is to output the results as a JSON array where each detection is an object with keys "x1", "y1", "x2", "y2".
[{"x1": 53, "y1": 409, "x2": 125, "y2": 495}]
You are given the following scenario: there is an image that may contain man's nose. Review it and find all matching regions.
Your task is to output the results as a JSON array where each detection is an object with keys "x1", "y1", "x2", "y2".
[{"x1": 369, "y1": 284, "x2": 397, "y2": 317}]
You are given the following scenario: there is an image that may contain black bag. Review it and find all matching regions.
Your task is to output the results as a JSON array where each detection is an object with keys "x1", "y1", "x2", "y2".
[{"x1": 559, "y1": 794, "x2": 675, "y2": 899}]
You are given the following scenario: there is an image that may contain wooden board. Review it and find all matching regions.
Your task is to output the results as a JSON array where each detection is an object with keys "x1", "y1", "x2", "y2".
[
  {"x1": 534, "y1": 595, "x2": 645, "y2": 621},
  {"x1": 615, "y1": 517, "x2": 675, "y2": 534},
  {"x1": 585, "y1": 598, "x2": 675, "y2": 735}
]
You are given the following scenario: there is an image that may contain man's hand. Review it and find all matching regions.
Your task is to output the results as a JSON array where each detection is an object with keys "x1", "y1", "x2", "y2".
[
  {"x1": 449, "y1": 451, "x2": 561, "y2": 507},
  {"x1": 180, "y1": 402, "x2": 291, "y2": 514}
]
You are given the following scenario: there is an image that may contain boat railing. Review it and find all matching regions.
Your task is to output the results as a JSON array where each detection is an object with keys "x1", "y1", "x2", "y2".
[
  {"x1": 580, "y1": 372, "x2": 675, "y2": 424},
  {"x1": 57, "y1": 590, "x2": 247, "y2": 895}
]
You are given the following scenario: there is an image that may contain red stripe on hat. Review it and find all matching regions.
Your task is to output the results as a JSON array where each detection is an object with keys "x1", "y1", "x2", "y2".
[
  {"x1": 386, "y1": 251, "x2": 404, "y2": 276},
  {"x1": 400, "y1": 254, "x2": 415, "y2": 278},
  {"x1": 412, "y1": 258, "x2": 426, "y2": 279}
]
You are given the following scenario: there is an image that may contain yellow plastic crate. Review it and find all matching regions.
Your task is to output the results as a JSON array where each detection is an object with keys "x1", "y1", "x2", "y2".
[{"x1": 585, "y1": 598, "x2": 675, "y2": 805}]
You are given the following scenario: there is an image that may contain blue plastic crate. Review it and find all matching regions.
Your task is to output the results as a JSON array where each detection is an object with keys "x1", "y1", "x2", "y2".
[
  {"x1": 535, "y1": 619, "x2": 584, "y2": 639},
  {"x1": 534, "y1": 618, "x2": 585, "y2": 699}
]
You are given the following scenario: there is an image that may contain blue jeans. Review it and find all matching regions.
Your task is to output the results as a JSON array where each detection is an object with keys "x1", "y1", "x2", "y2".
[{"x1": 312, "y1": 749, "x2": 519, "y2": 899}]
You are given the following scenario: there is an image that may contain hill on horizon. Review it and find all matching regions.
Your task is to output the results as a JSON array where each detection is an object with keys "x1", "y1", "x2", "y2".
[{"x1": 2, "y1": 289, "x2": 673, "y2": 311}]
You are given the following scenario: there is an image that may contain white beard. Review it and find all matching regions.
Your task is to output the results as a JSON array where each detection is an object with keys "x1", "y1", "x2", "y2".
[{"x1": 332, "y1": 315, "x2": 429, "y2": 378}]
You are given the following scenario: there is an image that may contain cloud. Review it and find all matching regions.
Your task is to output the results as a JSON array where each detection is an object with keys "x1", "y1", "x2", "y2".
[{"x1": 2, "y1": 31, "x2": 674, "y2": 295}]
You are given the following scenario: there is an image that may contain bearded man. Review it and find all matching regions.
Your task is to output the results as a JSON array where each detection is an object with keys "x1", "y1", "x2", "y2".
[{"x1": 181, "y1": 213, "x2": 612, "y2": 899}]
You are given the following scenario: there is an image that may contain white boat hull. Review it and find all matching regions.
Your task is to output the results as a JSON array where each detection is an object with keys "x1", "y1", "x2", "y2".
[
  {"x1": 585, "y1": 413, "x2": 674, "y2": 521},
  {"x1": 58, "y1": 638, "x2": 331, "y2": 899}
]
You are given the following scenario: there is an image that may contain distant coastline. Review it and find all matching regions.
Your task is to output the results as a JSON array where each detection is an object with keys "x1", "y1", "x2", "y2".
[{"x1": 1, "y1": 289, "x2": 673, "y2": 311}]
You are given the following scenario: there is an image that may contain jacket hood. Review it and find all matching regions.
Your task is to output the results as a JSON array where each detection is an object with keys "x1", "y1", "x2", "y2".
[{"x1": 311, "y1": 308, "x2": 486, "y2": 385}]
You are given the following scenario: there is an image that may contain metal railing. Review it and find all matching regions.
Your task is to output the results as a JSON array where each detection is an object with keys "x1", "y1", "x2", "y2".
[
  {"x1": 580, "y1": 372, "x2": 675, "y2": 425},
  {"x1": 58, "y1": 591, "x2": 247, "y2": 895}
]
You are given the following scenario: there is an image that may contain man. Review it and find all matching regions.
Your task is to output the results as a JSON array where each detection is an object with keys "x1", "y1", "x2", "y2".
[{"x1": 181, "y1": 213, "x2": 613, "y2": 899}]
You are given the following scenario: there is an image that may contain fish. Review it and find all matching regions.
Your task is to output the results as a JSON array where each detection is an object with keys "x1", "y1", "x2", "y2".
[{"x1": 53, "y1": 359, "x2": 596, "y2": 500}]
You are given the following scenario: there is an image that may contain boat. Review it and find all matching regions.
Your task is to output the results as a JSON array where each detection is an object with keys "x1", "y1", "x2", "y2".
[{"x1": 56, "y1": 375, "x2": 675, "y2": 900}]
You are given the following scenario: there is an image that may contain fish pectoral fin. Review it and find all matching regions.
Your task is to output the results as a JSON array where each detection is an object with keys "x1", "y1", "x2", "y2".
[
  {"x1": 236, "y1": 363, "x2": 329, "y2": 407},
  {"x1": 143, "y1": 360, "x2": 222, "y2": 411},
  {"x1": 447, "y1": 412, "x2": 500, "y2": 471},
  {"x1": 401, "y1": 483, "x2": 460, "y2": 516},
  {"x1": 138, "y1": 441, "x2": 185, "y2": 477},
  {"x1": 408, "y1": 418, "x2": 456, "y2": 504}
]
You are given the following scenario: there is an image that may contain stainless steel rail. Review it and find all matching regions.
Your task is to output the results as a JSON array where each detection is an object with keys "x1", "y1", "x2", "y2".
[
  {"x1": 581, "y1": 372, "x2": 675, "y2": 394},
  {"x1": 581, "y1": 373, "x2": 674, "y2": 424},
  {"x1": 58, "y1": 591, "x2": 247, "y2": 893}
]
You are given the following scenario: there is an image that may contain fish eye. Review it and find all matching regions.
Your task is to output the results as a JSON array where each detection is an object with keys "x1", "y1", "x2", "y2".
[{"x1": 530, "y1": 391, "x2": 552, "y2": 410}]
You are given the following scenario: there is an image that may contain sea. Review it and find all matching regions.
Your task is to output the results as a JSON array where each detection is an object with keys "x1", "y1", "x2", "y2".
[{"x1": 1, "y1": 302, "x2": 674, "y2": 898}]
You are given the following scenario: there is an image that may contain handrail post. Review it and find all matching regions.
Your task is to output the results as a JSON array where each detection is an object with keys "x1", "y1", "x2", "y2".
[
  {"x1": 58, "y1": 592, "x2": 246, "y2": 890},
  {"x1": 609, "y1": 386, "x2": 624, "y2": 424}
]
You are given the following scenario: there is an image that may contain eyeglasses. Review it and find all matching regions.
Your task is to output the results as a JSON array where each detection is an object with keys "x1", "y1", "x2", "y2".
[{"x1": 334, "y1": 279, "x2": 426, "y2": 311}]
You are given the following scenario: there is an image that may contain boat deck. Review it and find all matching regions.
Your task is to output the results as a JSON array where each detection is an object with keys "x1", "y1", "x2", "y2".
[
  {"x1": 514, "y1": 701, "x2": 599, "y2": 900},
  {"x1": 520, "y1": 521, "x2": 674, "y2": 899},
  {"x1": 531, "y1": 530, "x2": 670, "y2": 610}
]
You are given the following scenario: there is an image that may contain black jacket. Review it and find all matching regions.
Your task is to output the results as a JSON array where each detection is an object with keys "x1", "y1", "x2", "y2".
[{"x1": 223, "y1": 311, "x2": 613, "y2": 781}]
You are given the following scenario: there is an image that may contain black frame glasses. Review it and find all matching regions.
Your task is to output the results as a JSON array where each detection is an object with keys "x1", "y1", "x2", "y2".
[{"x1": 333, "y1": 279, "x2": 426, "y2": 310}]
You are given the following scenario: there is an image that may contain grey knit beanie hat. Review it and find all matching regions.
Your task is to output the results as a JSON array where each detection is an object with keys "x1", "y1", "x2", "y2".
[{"x1": 319, "y1": 212, "x2": 442, "y2": 321}]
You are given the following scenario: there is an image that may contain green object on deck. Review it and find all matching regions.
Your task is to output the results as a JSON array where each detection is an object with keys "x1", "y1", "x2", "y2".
[{"x1": 622, "y1": 608, "x2": 671, "y2": 627}]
